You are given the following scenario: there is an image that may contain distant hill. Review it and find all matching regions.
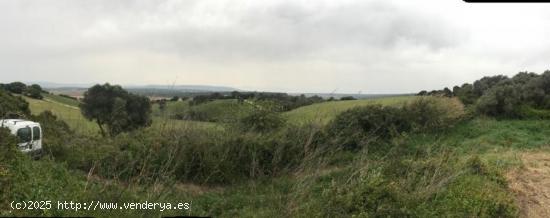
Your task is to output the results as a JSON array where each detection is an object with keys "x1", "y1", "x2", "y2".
[
  {"x1": 288, "y1": 93, "x2": 414, "y2": 100},
  {"x1": 31, "y1": 82, "x2": 240, "y2": 98}
]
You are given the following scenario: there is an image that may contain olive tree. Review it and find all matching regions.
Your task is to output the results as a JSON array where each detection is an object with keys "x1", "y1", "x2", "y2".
[{"x1": 80, "y1": 83, "x2": 152, "y2": 137}]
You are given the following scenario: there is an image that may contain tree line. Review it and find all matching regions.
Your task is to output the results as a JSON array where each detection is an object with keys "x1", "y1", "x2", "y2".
[
  {"x1": 418, "y1": 71, "x2": 550, "y2": 118},
  {"x1": 0, "y1": 82, "x2": 46, "y2": 99}
]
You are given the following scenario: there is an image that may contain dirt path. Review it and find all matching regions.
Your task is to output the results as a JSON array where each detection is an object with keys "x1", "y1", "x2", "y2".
[{"x1": 507, "y1": 152, "x2": 550, "y2": 218}]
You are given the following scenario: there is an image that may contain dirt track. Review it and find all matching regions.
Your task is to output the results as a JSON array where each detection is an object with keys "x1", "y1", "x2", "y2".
[{"x1": 507, "y1": 152, "x2": 550, "y2": 218}]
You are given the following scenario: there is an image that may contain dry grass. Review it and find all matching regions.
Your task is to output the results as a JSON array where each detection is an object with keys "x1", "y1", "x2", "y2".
[{"x1": 507, "y1": 150, "x2": 550, "y2": 218}]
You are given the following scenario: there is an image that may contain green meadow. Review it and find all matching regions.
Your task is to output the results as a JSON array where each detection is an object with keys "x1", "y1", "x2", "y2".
[{"x1": 3, "y1": 90, "x2": 549, "y2": 217}]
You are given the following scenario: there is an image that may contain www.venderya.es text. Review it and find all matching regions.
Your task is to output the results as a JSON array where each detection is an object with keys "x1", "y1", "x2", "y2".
[{"x1": 10, "y1": 200, "x2": 191, "y2": 212}]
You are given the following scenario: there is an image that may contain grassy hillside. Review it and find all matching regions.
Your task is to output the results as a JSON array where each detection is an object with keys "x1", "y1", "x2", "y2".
[
  {"x1": 43, "y1": 93, "x2": 80, "y2": 107},
  {"x1": 26, "y1": 95, "x2": 222, "y2": 135},
  {"x1": 152, "y1": 100, "x2": 190, "y2": 117},
  {"x1": 7, "y1": 92, "x2": 550, "y2": 217},
  {"x1": 23, "y1": 95, "x2": 99, "y2": 134},
  {"x1": 155, "y1": 99, "x2": 256, "y2": 123},
  {"x1": 284, "y1": 96, "x2": 415, "y2": 124}
]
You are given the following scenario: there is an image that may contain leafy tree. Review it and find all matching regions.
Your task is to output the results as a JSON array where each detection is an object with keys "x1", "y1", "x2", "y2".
[
  {"x1": 476, "y1": 80, "x2": 522, "y2": 117},
  {"x1": 472, "y1": 75, "x2": 508, "y2": 96},
  {"x1": 170, "y1": 96, "x2": 179, "y2": 101},
  {"x1": 5, "y1": 82, "x2": 27, "y2": 94},
  {"x1": 0, "y1": 89, "x2": 30, "y2": 119},
  {"x1": 454, "y1": 83, "x2": 477, "y2": 105},
  {"x1": 24, "y1": 84, "x2": 43, "y2": 99},
  {"x1": 442, "y1": 87, "x2": 453, "y2": 97},
  {"x1": 80, "y1": 83, "x2": 152, "y2": 137},
  {"x1": 340, "y1": 96, "x2": 357, "y2": 101}
]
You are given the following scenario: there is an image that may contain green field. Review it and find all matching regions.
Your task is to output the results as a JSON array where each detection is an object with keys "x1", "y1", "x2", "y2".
[
  {"x1": 284, "y1": 96, "x2": 415, "y2": 124},
  {"x1": 23, "y1": 95, "x2": 99, "y2": 135},
  {"x1": 43, "y1": 93, "x2": 80, "y2": 107},
  {"x1": 11, "y1": 92, "x2": 550, "y2": 217},
  {"x1": 26, "y1": 95, "x2": 222, "y2": 135},
  {"x1": 26, "y1": 94, "x2": 415, "y2": 135}
]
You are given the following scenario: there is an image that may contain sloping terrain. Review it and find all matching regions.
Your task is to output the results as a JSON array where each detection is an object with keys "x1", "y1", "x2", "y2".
[{"x1": 284, "y1": 96, "x2": 415, "y2": 124}]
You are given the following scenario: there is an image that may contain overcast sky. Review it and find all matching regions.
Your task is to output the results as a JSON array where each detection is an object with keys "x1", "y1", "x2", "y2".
[{"x1": 1, "y1": 0, "x2": 550, "y2": 93}]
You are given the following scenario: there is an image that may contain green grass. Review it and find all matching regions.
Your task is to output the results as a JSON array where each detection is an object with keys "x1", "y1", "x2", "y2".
[
  {"x1": 284, "y1": 96, "x2": 416, "y2": 125},
  {"x1": 27, "y1": 95, "x2": 222, "y2": 135},
  {"x1": 23, "y1": 96, "x2": 99, "y2": 135},
  {"x1": 154, "y1": 99, "x2": 256, "y2": 123},
  {"x1": 17, "y1": 94, "x2": 550, "y2": 217},
  {"x1": 152, "y1": 100, "x2": 190, "y2": 117},
  {"x1": 43, "y1": 93, "x2": 80, "y2": 107},
  {"x1": 191, "y1": 117, "x2": 538, "y2": 217},
  {"x1": 190, "y1": 99, "x2": 255, "y2": 122}
]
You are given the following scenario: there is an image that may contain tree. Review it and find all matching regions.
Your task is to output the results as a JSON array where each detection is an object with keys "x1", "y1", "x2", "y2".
[
  {"x1": 5, "y1": 82, "x2": 27, "y2": 94},
  {"x1": 340, "y1": 96, "x2": 357, "y2": 101},
  {"x1": 472, "y1": 75, "x2": 508, "y2": 96},
  {"x1": 0, "y1": 89, "x2": 30, "y2": 119},
  {"x1": 476, "y1": 80, "x2": 522, "y2": 117},
  {"x1": 170, "y1": 96, "x2": 179, "y2": 101},
  {"x1": 80, "y1": 83, "x2": 152, "y2": 137},
  {"x1": 25, "y1": 84, "x2": 44, "y2": 99}
]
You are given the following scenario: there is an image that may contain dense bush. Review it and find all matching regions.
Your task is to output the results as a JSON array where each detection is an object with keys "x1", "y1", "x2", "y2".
[
  {"x1": 24, "y1": 84, "x2": 44, "y2": 99},
  {"x1": 239, "y1": 109, "x2": 286, "y2": 132},
  {"x1": 476, "y1": 80, "x2": 522, "y2": 118},
  {"x1": 3, "y1": 82, "x2": 27, "y2": 94},
  {"x1": 422, "y1": 70, "x2": 550, "y2": 119},
  {"x1": 404, "y1": 97, "x2": 465, "y2": 130},
  {"x1": 0, "y1": 89, "x2": 30, "y2": 118},
  {"x1": 189, "y1": 91, "x2": 325, "y2": 111},
  {"x1": 327, "y1": 97, "x2": 465, "y2": 150},
  {"x1": 87, "y1": 125, "x2": 308, "y2": 184},
  {"x1": 340, "y1": 96, "x2": 357, "y2": 101}
]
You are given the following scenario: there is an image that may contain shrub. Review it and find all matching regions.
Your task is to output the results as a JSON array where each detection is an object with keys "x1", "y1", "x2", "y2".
[
  {"x1": 31, "y1": 111, "x2": 73, "y2": 158},
  {"x1": 239, "y1": 109, "x2": 286, "y2": 132},
  {"x1": 403, "y1": 97, "x2": 465, "y2": 131},
  {"x1": 327, "y1": 97, "x2": 465, "y2": 150},
  {"x1": 476, "y1": 81, "x2": 523, "y2": 118},
  {"x1": 4, "y1": 82, "x2": 27, "y2": 94},
  {"x1": 24, "y1": 84, "x2": 44, "y2": 99},
  {"x1": 340, "y1": 96, "x2": 356, "y2": 101},
  {"x1": 0, "y1": 89, "x2": 30, "y2": 118}
]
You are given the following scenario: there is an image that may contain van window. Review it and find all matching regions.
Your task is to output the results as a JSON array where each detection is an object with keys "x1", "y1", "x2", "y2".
[
  {"x1": 33, "y1": 126, "x2": 41, "y2": 140},
  {"x1": 17, "y1": 127, "x2": 31, "y2": 143}
]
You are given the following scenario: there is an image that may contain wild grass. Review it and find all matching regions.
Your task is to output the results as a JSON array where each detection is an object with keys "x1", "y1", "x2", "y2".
[
  {"x1": 8, "y1": 94, "x2": 550, "y2": 217},
  {"x1": 23, "y1": 96, "x2": 99, "y2": 135}
]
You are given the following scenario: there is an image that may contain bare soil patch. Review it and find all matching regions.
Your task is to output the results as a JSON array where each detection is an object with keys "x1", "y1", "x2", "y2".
[{"x1": 507, "y1": 152, "x2": 550, "y2": 218}]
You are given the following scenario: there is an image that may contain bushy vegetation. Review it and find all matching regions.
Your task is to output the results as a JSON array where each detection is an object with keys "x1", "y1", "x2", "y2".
[
  {"x1": 3, "y1": 79, "x2": 548, "y2": 217},
  {"x1": 0, "y1": 82, "x2": 46, "y2": 99},
  {"x1": 0, "y1": 89, "x2": 30, "y2": 118},
  {"x1": 419, "y1": 70, "x2": 550, "y2": 119},
  {"x1": 326, "y1": 97, "x2": 465, "y2": 150},
  {"x1": 80, "y1": 83, "x2": 152, "y2": 137},
  {"x1": 174, "y1": 99, "x2": 254, "y2": 123},
  {"x1": 189, "y1": 91, "x2": 325, "y2": 111}
]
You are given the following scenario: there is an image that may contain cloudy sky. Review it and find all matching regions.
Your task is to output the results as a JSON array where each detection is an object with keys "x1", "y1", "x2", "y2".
[{"x1": 0, "y1": 0, "x2": 549, "y2": 93}]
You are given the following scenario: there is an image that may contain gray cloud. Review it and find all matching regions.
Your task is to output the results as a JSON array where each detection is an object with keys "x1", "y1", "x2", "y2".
[{"x1": 0, "y1": 0, "x2": 549, "y2": 93}]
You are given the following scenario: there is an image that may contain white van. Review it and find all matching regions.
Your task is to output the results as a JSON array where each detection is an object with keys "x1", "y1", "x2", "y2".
[{"x1": 0, "y1": 119, "x2": 43, "y2": 157}]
